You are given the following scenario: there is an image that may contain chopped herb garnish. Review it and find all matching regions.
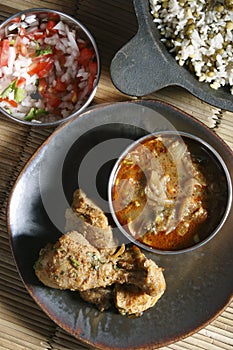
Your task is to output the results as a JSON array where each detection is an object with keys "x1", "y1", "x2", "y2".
[
  {"x1": 24, "y1": 107, "x2": 48, "y2": 121},
  {"x1": 89, "y1": 253, "x2": 105, "y2": 270},
  {"x1": 14, "y1": 87, "x2": 25, "y2": 103},
  {"x1": 36, "y1": 45, "x2": 53, "y2": 56},
  {"x1": 0, "y1": 79, "x2": 17, "y2": 98},
  {"x1": 0, "y1": 78, "x2": 25, "y2": 103},
  {"x1": 69, "y1": 256, "x2": 80, "y2": 269}
]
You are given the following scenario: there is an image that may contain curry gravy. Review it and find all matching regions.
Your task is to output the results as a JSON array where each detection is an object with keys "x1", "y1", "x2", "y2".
[{"x1": 112, "y1": 135, "x2": 228, "y2": 251}]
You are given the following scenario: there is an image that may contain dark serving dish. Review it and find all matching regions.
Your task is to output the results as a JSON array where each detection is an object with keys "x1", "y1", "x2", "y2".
[
  {"x1": 7, "y1": 101, "x2": 233, "y2": 349},
  {"x1": 110, "y1": 0, "x2": 233, "y2": 112}
]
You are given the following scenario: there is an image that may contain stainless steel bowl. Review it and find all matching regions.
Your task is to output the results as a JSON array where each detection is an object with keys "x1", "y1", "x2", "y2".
[
  {"x1": 108, "y1": 131, "x2": 232, "y2": 255},
  {"x1": 0, "y1": 8, "x2": 100, "y2": 127}
]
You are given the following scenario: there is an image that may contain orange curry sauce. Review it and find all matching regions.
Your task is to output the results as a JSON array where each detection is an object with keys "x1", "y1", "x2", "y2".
[{"x1": 112, "y1": 135, "x2": 208, "y2": 251}]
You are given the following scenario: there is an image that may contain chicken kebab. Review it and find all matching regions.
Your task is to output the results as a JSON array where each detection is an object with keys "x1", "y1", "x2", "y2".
[{"x1": 34, "y1": 189, "x2": 166, "y2": 317}]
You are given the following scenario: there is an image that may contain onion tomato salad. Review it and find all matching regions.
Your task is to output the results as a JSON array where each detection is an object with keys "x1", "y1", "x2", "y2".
[{"x1": 0, "y1": 12, "x2": 98, "y2": 122}]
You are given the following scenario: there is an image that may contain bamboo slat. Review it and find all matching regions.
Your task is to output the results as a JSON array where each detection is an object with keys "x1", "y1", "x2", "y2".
[
  {"x1": 0, "y1": 0, "x2": 79, "y2": 15},
  {"x1": 215, "y1": 110, "x2": 233, "y2": 149}
]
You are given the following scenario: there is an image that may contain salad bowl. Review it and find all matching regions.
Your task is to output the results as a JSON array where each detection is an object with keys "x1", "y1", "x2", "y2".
[{"x1": 0, "y1": 8, "x2": 100, "y2": 126}]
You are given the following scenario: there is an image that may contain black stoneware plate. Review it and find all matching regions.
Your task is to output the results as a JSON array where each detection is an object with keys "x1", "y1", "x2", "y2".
[
  {"x1": 110, "y1": 0, "x2": 233, "y2": 112},
  {"x1": 7, "y1": 101, "x2": 233, "y2": 350}
]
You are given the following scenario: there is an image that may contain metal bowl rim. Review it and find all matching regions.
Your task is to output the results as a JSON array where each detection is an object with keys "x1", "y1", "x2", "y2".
[{"x1": 108, "y1": 130, "x2": 233, "y2": 255}]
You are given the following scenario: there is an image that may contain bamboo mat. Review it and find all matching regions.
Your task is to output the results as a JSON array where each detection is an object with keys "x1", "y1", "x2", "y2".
[{"x1": 0, "y1": 1, "x2": 233, "y2": 350}]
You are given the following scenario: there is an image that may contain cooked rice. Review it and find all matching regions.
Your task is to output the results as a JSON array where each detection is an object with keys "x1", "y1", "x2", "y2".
[{"x1": 149, "y1": 0, "x2": 233, "y2": 93}]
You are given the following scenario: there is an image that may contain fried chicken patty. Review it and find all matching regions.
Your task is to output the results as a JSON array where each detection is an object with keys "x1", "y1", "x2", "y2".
[
  {"x1": 35, "y1": 231, "x2": 165, "y2": 296},
  {"x1": 34, "y1": 189, "x2": 166, "y2": 316}
]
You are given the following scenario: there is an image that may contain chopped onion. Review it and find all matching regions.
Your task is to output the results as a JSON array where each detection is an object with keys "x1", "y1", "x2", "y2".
[
  {"x1": 24, "y1": 15, "x2": 37, "y2": 24},
  {"x1": 53, "y1": 21, "x2": 66, "y2": 33},
  {"x1": 8, "y1": 22, "x2": 20, "y2": 31}
]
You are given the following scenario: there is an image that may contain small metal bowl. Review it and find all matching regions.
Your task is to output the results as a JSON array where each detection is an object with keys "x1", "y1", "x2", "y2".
[
  {"x1": 0, "y1": 8, "x2": 100, "y2": 127},
  {"x1": 108, "y1": 131, "x2": 232, "y2": 255}
]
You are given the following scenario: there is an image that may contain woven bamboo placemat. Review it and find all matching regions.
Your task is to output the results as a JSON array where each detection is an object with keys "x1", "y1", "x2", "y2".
[{"x1": 0, "y1": 1, "x2": 233, "y2": 349}]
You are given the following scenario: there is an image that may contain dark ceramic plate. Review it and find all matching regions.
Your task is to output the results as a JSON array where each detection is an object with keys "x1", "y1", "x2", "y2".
[
  {"x1": 7, "y1": 101, "x2": 233, "y2": 350},
  {"x1": 110, "y1": 0, "x2": 233, "y2": 112}
]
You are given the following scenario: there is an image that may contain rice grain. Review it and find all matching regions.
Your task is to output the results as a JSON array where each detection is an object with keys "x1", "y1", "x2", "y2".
[{"x1": 149, "y1": 0, "x2": 233, "y2": 94}]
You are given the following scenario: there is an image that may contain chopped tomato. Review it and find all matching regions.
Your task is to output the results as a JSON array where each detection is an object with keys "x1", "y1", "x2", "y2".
[
  {"x1": 38, "y1": 59, "x2": 54, "y2": 78},
  {"x1": 54, "y1": 77, "x2": 67, "y2": 92},
  {"x1": 45, "y1": 92, "x2": 61, "y2": 108},
  {"x1": 47, "y1": 13, "x2": 60, "y2": 23},
  {"x1": 87, "y1": 75, "x2": 95, "y2": 94},
  {"x1": 32, "y1": 53, "x2": 53, "y2": 62},
  {"x1": 87, "y1": 62, "x2": 97, "y2": 93},
  {"x1": 0, "y1": 97, "x2": 18, "y2": 108},
  {"x1": 88, "y1": 61, "x2": 98, "y2": 76},
  {"x1": 16, "y1": 77, "x2": 26, "y2": 87},
  {"x1": 78, "y1": 41, "x2": 87, "y2": 51},
  {"x1": 78, "y1": 47, "x2": 94, "y2": 67},
  {"x1": 28, "y1": 58, "x2": 54, "y2": 78},
  {"x1": 0, "y1": 39, "x2": 10, "y2": 67},
  {"x1": 46, "y1": 20, "x2": 57, "y2": 31}
]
